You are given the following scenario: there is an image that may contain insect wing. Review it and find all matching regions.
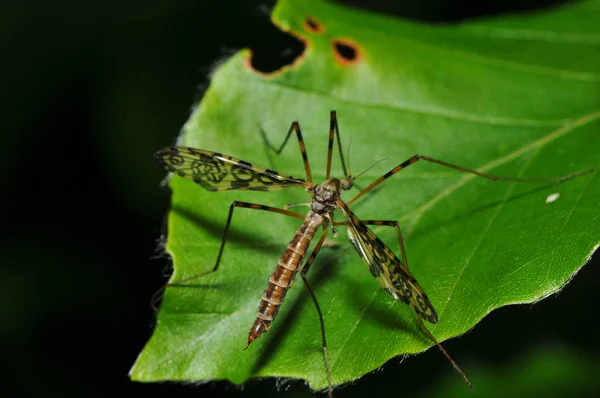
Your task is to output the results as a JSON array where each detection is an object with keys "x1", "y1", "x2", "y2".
[
  {"x1": 155, "y1": 146, "x2": 307, "y2": 191},
  {"x1": 337, "y1": 201, "x2": 438, "y2": 323}
]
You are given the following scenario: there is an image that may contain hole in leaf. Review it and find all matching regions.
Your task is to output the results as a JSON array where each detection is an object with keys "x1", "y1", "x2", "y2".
[
  {"x1": 248, "y1": 22, "x2": 306, "y2": 74},
  {"x1": 332, "y1": 39, "x2": 361, "y2": 65},
  {"x1": 304, "y1": 16, "x2": 325, "y2": 34}
]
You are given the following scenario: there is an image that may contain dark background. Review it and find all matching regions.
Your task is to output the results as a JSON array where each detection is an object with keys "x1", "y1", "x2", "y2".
[{"x1": 2, "y1": 1, "x2": 597, "y2": 397}]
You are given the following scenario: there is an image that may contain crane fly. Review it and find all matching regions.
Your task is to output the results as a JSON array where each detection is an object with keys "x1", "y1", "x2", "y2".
[{"x1": 154, "y1": 111, "x2": 593, "y2": 397}]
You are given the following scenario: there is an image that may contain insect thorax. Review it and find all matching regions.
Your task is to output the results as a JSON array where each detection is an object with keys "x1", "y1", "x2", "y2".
[{"x1": 311, "y1": 178, "x2": 352, "y2": 214}]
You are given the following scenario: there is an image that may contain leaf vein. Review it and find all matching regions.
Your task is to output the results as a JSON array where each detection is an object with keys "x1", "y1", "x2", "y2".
[
  {"x1": 399, "y1": 110, "x2": 600, "y2": 225},
  {"x1": 330, "y1": 291, "x2": 378, "y2": 370},
  {"x1": 247, "y1": 73, "x2": 570, "y2": 126},
  {"x1": 541, "y1": 167, "x2": 598, "y2": 293},
  {"x1": 432, "y1": 154, "x2": 528, "y2": 331}
]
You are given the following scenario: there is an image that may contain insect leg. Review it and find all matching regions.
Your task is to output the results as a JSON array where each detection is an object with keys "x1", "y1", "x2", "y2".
[
  {"x1": 359, "y1": 220, "x2": 409, "y2": 269},
  {"x1": 299, "y1": 228, "x2": 334, "y2": 398},
  {"x1": 417, "y1": 314, "x2": 475, "y2": 393},
  {"x1": 347, "y1": 154, "x2": 594, "y2": 206},
  {"x1": 212, "y1": 201, "x2": 304, "y2": 272},
  {"x1": 300, "y1": 226, "x2": 328, "y2": 278},
  {"x1": 359, "y1": 220, "x2": 474, "y2": 392},
  {"x1": 261, "y1": 119, "x2": 313, "y2": 182},
  {"x1": 151, "y1": 201, "x2": 305, "y2": 311},
  {"x1": 325, "y1": 110, "x2": 350, "y2": 180},
  {"x1": 332, "y1": 218, "x2": 472, "y2": 391}
]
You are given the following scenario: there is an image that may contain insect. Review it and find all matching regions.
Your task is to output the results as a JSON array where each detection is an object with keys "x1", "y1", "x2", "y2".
[{"x1": 155, "y1": 111, "x2": 592, "y2": 397}]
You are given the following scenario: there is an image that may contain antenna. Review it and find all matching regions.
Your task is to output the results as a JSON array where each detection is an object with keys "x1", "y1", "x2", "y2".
[{"x1": 354, "y1": 158, "x2": 389, "y2": 180}]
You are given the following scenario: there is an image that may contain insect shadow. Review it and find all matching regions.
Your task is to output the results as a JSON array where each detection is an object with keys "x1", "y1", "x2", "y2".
[
  {"x1": 171, "y1": 204, "x2": 286, "y2": 256},
  {"x1": 343, "y1": 275, "x2": 415, "y2": 334},
  {"x1": 153, "y1": 204, "x2": 291, "y2": 307}
]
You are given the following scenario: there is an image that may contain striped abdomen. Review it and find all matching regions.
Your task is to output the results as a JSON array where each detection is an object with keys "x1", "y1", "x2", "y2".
[{"x1": 247, "y1": 210, "x2": 325, "y2": 346}]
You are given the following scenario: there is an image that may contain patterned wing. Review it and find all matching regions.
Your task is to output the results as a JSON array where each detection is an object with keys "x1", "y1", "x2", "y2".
[
  {"x1": 337, "y1": 201, "x2": 438, "y2": 324},
  {"x1": 155, "y1": 146, "x2": 308, "y2": 191}
]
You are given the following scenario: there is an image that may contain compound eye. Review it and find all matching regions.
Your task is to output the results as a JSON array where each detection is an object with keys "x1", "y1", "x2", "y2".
[{"x1": 340, "y1": 178, "x2": 353, "y2": 190}]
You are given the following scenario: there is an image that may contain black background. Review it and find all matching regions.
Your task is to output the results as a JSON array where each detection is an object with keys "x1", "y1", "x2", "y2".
[{"x1": 2, "y1": 1, "x2": 597, "y2": 397}]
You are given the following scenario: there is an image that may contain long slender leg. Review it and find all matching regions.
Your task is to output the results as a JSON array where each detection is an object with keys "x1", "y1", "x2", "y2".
[
  {"x1": 261, "y1": 111, "x2": 350, "y2": 182},
  {"x1": 334, "y1": 219, "x2": 474, "y2": 392},
  {"x1": 332, "y1": 218, "x2": 410, "y2": 275},
  {"x1": 261, "y1": 120, "x2": 313, "y2": 182},
  {"x1": 299, "y1": 228, "x2": 333, "y2": 398},
  {"x1": 212, "y1": 201, "x2": 304, "y2": 273},
  {"x1": 325, "y1": 110, "x2": 350, "y2": 180},
  {"x1": 300, "y1": 226, "x2": 328, "y2": 278},
  {"x1": 417, "y1": 314, "x2": 475, "y2": 393},
  {"x1": 359, "y1": 220, "x2": 409, "y2": 269},
  {"x1": 152, "y1": 201, "x2": 305, "y2": 310},
  {"x1": 347, "y1": 154, "x2": 594, "y2": 206}
]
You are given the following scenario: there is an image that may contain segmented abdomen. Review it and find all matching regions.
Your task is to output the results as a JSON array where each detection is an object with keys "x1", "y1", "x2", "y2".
[{"x1": 248, "y1": 210, "x2": 324, "y2": 345}]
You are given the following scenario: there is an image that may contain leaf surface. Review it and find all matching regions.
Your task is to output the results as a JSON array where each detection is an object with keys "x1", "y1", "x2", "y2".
[{"x1": 131, "y1": 0, "x2": 600, "y2": 390}]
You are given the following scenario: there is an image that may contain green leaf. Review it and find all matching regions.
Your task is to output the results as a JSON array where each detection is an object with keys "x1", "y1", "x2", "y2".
[{"x1": 131, "y1": 0, "x2": 600, "y2": 391}]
